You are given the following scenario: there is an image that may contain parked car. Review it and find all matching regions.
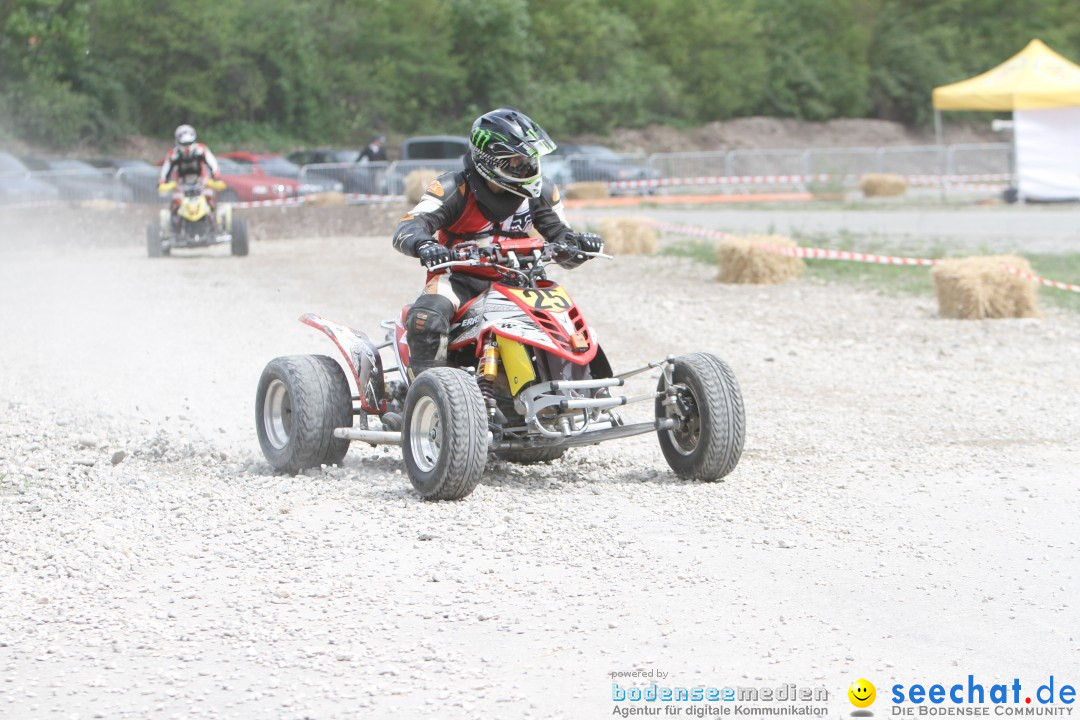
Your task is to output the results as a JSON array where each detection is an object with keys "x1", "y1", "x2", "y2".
[
  {"x1": 222, "y1": 152, "x2": 343, "y2": 195},
  {"x1": 212, "y1": 157, "x2": 299, "y2": 202},
  {"x1": 399, "y1": 135, "x2": 469, "y2": 162},
  {"x1": 0, "y1": 152, "x2": 60, "y2": 204},
  {"x1": 19, "y1": 157, "x2": 133, "y2": 203},
  {"x1": 384, "y1": 135, "x2": 471, "y2": 195},
  {"x1": 86, "y1": 158, "x2": 160, "y2": 203},
  {"x1": 551, "y1": 143, "x2": 659, "y2": 188},
  {"x1": 286, "y1": 148, "x2": 383, "y2": 194}
]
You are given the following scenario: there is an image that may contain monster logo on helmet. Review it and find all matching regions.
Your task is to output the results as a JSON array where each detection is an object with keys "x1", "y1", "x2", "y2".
[{"x1": 469, "y1": 108, "x2": 556, "y2": 199}]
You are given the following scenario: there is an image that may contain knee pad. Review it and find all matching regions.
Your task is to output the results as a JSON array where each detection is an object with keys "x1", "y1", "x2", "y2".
[{"x1": 406, "y1": 293, "x2": 455, "y2": 337}]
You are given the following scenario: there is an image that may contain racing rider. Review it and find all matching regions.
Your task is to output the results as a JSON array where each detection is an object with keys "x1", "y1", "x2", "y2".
[
  {"x1": 391, "y1": 107, "x2": 604, "y2": 379},
  {"x1": 158, "y1": 124, "x2": 222, "y2": 224}
]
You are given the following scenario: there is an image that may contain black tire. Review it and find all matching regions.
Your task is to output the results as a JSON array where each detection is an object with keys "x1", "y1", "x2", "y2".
[
  {"x1": 496, "y1": 446, "x2": 567, "y2": 464},
  {"x1": 402, "y1": 368, "x2": 487, "y2": 500},
  {"x1": 656, "y1": 353, "x2": 744, "y2": 481},
  {"x1": 231, "y1": 218, "x2": 249, "y2": 256},
  {"x1": 146, "y1": 223, "x2": 164, "y2": 258},
  {"x1": 256, "y1": 355, "x2": 352, "y2": 474}
]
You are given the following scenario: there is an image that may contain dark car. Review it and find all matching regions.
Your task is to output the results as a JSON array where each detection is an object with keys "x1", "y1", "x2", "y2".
[
  {"x1": 384, "y1": 135, "x2": 471, "y2": 195},
  {"x1": 0, "y1": 152, "x2": 60, "y2": 204},
  {"x1": 399, "y1": 135, "x2": 469, "y2": 162},
  {"x1": 86, "y1": 158, "x2": 160, "y2": 203},
  {"x1": 552, "y1": 143, "x2": 658, "y2": 188},
  {"x1": 19, "y1": 157, "x2": 133, "y2": 203},
  {"x1": 286, "y1": 148, "x2": 384, "y2": 194},
  {"x1": 222, "y1": 153, "x2": 343, "y2": 195}
]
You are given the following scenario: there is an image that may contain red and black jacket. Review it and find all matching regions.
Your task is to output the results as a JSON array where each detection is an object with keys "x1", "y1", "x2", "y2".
[{"x1": 392, "y1": 163, "x2": 578, "y2": 279}]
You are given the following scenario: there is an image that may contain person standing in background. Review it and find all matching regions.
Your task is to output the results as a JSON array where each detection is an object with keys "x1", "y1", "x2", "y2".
[{"x1": 359, "y1": 135, "x2": 387, "y2": 163}]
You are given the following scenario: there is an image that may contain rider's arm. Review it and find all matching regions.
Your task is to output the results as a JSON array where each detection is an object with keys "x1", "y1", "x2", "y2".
[
  {"x1": 200, "y1": 145, "x2": 220, "y2": 179},
  {"x1": 530, "y1": 179, "x2": 589, "y2": 269},
  {"x1": 391, "y1": 172, "x2": 466, "y2": 257},
  {"x1": 158, "y1": 150, "x2": 177, "y2": 184}
]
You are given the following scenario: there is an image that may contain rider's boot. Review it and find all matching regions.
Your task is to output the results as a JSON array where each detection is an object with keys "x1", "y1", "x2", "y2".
[{"x1": 405, "y1": 294, "x2": 455, "y2": 380}]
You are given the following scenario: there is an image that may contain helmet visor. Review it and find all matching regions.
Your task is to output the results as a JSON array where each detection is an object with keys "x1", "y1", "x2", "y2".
[{"x1": 492, "y1": 154, "x2": 540, "y2": 180}]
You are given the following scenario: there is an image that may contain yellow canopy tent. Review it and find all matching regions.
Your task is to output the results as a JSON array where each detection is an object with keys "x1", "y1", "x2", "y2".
[
  {"x1": 931, "y1": 40, "x2": 1080, "y2": 201},
  {"x1": 932, "y1": 39, "x2": 1080, "y2": 111}
]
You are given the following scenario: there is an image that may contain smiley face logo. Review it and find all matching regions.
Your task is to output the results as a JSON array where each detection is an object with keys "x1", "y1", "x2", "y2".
[{"x1": 848, "y1": 678, "x2": 876, "y2": 708}]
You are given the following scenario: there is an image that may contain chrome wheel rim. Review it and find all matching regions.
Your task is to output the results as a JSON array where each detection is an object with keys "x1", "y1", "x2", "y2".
[
  {"x1": 667, "y1": 383, "x2": 702, "y2": 456},
  {"x1": 263, "y1": 379, "x2": 292, "y2": 450},
  {"x1": 409, "y1": 395, "x2": 441, "y2": 473}
]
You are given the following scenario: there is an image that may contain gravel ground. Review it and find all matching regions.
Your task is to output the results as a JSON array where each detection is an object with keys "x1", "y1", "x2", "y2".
[{"x1": 2, "y1": 222, "x2": 1079, "y2": 719}]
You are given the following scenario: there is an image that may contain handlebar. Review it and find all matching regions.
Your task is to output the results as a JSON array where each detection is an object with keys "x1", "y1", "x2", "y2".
[{"x1": 425, "y1": 242, "x2": 612, "y2": 278}]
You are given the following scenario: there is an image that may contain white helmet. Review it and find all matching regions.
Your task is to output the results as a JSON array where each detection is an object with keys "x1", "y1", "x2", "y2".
[{"x1": 175, "y1": 124, "x2": 197, "y2": 155}]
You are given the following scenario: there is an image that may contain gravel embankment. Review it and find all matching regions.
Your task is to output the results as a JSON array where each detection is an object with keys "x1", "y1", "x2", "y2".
[{"x1": 2, "y1": 222, "x2": 1078, "y2": 718}]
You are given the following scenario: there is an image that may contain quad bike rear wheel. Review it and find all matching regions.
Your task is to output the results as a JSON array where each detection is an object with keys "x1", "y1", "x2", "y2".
[
  {"x1": 256, "y1": 355, "x2": 352, "y2": 473},
  {"x1": 231, "y1": 218, "x2": 249, "y2": 256},
  {"x1": 402, "y1": 368, "x2": 487, "y2": 500},
  {"x1": 146, "y1": 223, "x2": 168, "y2": 258},
  {"x1": 656, "y1": 353, "x2": 744, "y2": 481}
]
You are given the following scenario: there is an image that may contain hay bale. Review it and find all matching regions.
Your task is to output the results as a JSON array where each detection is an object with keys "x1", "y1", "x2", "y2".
[
  {"x1": 931, "y1": 255, "x2": 1040, "y2": 319},
  {"x1": 303, "y1": 191, "x2": 347, "y2": 206},
  {"x1": 716, "y1": 234, "x2": 804, "y2": 284},
  {"x1": 596, "y1": 217, "x2": 658, "y2": 255},
  {"x1": 404, "y1": 169, "x2": 441, "y2": 204},
  {"x1": 562, "y1": 182, "x2": 610, "y2": 200},
  {"x1": 859, "y1": 173, "x2": 908, "y2": 197}
]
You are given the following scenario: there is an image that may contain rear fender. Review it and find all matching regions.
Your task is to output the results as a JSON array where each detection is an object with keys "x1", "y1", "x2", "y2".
[{"x1": 300, "y1": 313, "x2": 385, "y2": 413}]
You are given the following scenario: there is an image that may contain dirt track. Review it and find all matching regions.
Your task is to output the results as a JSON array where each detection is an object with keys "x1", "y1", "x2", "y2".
[{"x1": 2, "y1": 217, "x2": 1079, "y2": 718}]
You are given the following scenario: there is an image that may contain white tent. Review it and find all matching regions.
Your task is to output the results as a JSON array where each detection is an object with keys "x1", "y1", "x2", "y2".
[{"x1": 932, "y1": 39, "x2": 1080, "y2": 201}]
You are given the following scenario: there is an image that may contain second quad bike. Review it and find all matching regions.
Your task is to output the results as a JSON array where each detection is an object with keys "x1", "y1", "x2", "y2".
[
  {"x1": 255, "y1": 235, "x2": 744, "y2": 500},
  {"x1": 147, "y1": 180, "x2": 248, "y2": 258}
]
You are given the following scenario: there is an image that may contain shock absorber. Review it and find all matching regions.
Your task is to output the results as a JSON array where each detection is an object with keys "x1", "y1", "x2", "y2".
[{"x1": 477, "y1": 341, "x2": 501, "y2": 420}]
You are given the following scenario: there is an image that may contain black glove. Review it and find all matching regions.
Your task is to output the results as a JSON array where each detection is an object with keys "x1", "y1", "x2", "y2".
[
  {"x1": 569, "y1": 232, "x2": 604, "y2": 254},
  {"x1": 417, "y1": 240, "x2": 451, "y2": 269}
]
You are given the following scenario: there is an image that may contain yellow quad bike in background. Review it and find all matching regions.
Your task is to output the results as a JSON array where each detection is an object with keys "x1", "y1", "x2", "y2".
[{"x1": 147, "y1": 179, "x2": 249, "y2": 258}]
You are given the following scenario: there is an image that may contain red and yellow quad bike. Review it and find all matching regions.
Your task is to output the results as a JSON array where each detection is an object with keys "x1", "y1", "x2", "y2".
[{"x1": 255, "y1": 236, "x2": 744, "y2": 500}]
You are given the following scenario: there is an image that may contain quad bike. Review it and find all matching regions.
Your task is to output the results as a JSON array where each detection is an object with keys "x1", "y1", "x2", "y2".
[
  {"x1": 255, "y1": 235, "x2": 745, "y2": 500},
  {"x1": 147, "y1": 179, "x2": 248, "y2": 258}
]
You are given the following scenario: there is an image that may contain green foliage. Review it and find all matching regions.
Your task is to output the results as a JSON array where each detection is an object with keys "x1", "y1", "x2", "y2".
[
  {"x1": 3, "y1": 0, "x2": 1080, "y2": 149},
  {"x1": 756, "y1": 0, "x2": 871, "y2": 120}
]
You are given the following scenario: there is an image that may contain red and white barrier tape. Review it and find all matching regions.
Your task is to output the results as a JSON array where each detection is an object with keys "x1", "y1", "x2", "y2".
[
  {"x1": 609, "y1": 174, "x2": 831, "y2": 190},
  {"x1": 1006, "y1": 266, "x2": 1080, "y2": 293},
  {"x1": 608, "y1": 172, "x2": 1012, "y2": 191},
  {"x1": 653, "y1": 220, "x2": 1080, "y2": 292}
]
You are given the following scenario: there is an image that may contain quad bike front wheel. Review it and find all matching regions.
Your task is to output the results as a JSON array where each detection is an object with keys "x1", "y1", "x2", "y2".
[
  {"x1": 656, "y1": 353, "x2": 744, "y2": 481},
  {"x1": 231, "y1": 218, "x2": 249, "y2": 256},
  {"x1": 256, "y1": 355, "x2": 352, "y2": 473},
  {"x1": 402, "y1": 368, "x2": 487, "y2": 501}
]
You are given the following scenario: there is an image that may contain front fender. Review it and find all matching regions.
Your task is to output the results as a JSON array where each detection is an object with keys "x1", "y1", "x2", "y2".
[{"x1": 300, "y1": 313, "x2": 384, "y2": 413}]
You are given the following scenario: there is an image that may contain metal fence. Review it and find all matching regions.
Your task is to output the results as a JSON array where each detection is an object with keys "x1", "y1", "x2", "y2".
[{"x1": 0, "y1": 143, "x2": 1014, "y2": 208}]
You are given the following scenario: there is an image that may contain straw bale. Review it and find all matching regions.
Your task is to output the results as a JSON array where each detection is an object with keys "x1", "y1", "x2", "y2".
[
  {"x1": 931, "y1": 255, "x2": 1040, "y2": 319},
  {"x1": 595, "y1": 217, "x2": 658, "y2": 255},
  {"x1": 859, "y1": 173, "x2": 908, "y2": 197},
  {"x1": 303, "y1": 191, "x2": 348, "y2": 206},
  {"x1": 716, "y1": 234, "x2": 804, "y2": 284},
  {"x1": 405, "y1": 169, "x2": 441, "y2": 204},
  {"x1": 562, "y1": 182, "x2": 610, "y2": 200}
]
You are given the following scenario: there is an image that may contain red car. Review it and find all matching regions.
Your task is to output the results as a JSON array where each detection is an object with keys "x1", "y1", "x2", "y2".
[
  {"x1": 213, "y1": 156, "x2": 300, "y2": 202},
  {"x1": 221, "y1": 152, "x2": 343, "y2": 195}
]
